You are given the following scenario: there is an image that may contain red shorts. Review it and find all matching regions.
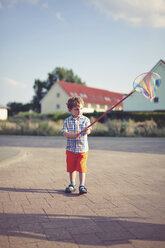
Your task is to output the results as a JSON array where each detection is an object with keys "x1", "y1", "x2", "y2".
[{"x1": 66, "y1": 150, "x2": 88, "y2": 173}]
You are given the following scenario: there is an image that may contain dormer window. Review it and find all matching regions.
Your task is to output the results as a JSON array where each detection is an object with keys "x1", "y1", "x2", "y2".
[
  {"x1": 104, "y1": 97, "x2": 110, "y2": 101},
  {"x1": 80, "y1": 93, "x2": 87, "y2": 98},
  {"x1": 70, "y1": 92, "x2": 78, "y2": 97}
]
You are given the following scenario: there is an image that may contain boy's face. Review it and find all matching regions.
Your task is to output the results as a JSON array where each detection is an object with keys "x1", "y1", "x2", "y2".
[{"x1": 69, "y1": 104, "x2": 83, "y2": 118}]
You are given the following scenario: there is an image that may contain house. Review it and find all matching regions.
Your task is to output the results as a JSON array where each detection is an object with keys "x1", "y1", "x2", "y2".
[
  {"x1": 123, "y1": 59, "x2": 165, "y2": 111},
  {"x1": 0, "y1": 105, "x2": 8, "y2": 120},
  {"x1": 41, "y1": 81, "x2": 124, "y2": 113}
]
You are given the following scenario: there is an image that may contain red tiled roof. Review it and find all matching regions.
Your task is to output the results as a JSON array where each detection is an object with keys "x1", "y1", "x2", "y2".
[{"x1": 58, "y1": 81, "x2": 124, "y2": 107}]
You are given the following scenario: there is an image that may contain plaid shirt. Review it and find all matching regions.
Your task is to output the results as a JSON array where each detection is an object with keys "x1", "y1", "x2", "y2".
[{"x1": 62, "y1": 115, "x2": 91, "y2": 153}]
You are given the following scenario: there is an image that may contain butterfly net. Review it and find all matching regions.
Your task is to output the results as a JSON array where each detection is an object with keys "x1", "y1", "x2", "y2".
[{"x1": 133, "y1": 72, "x2": 161, "y2": 100}]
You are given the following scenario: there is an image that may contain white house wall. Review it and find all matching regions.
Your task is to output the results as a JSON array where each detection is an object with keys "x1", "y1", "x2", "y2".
[
  {"x1": 0, "y1": 108, "x2": 8, "y2": 120},
  {"x1": 41, "y1": 84, "x2": 116, "y2": 114},
  {"x1": 83, "y1": 103, "x2": 109, "y2": 113},
  {"x1": 41, "y1": 83, "x2": 68, "y2": 113},
  {"x1": 123, "y1": 62, "x2": 165, "y2": 111}
]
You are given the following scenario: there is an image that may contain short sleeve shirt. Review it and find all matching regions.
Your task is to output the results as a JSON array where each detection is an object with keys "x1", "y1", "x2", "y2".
[{"x1": 62, "y1": 115, "x2": 91, "y2": 153}]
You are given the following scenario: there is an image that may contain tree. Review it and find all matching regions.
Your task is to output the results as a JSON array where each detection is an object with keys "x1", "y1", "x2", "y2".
[
  {"x1": 7, "y1": 102, "x2": 32, "y2": 116},
  {"x1": 31, "y1": 79, "x2": 47, "y2": 112},
  {"x1": 46, "y1": 67, "x2": 85, "y2": 90},
  {"x1": 31, "y1": 67, "x2": 86, "y2": 113}
]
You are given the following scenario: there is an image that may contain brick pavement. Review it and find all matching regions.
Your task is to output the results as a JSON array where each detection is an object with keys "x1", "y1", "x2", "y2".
[{"x1": 0, "y1": 136, "x2": 165, "y2": 248}]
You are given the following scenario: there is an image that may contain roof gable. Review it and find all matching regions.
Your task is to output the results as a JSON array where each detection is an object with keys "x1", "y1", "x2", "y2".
[
  {"x1": 58, "y1": 81, "x2": 124, "y2": 106},
  {"x1": 150, "y1": 59, "x2": 165, "y2": 72}
]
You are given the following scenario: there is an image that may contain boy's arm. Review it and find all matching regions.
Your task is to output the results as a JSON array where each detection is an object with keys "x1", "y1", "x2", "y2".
[
  {"x1": 82, "y1": 118, "x2": 92, "y2": 135},
  {"x1": 86, "y1": 127, "x2": 92, "y2": 135},
  {"x1": 83, "y1": 127, "x2": 92, "y2": 135},
  {"x1": 63, "y1": 131, "x2": 80, "y2": 139},
  {"x1": 62, "y1": 119, "x2": 80, "y2": 138}
]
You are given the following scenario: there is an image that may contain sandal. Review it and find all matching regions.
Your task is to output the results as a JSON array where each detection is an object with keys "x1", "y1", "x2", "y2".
[
  {"x1": 65, "y1": 184, "x2": 76, "y2": 193},
  {"x1": 79, "y1": 185, "x2": 87, "y2": 195}
]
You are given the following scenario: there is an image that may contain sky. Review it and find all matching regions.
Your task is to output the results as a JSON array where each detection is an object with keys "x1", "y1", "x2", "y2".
[{"x1": 0, "y1": 0, "x2": 165, "y2": 106}]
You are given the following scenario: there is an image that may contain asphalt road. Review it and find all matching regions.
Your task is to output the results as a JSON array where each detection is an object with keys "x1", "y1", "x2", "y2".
[{"x1": 0, "y1": 135, "x2": 165, "y2": 154}]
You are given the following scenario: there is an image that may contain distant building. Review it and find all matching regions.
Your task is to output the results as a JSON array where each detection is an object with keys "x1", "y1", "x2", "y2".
[
  {"x1": 41, "y1": 81, "x2": 124, "y2": 114},
  {"x1": 123, "y1": 59, "x2": 165, "y2": 111},
  {"x1": 0, "y1": 105, "x2": 8, "y2": 120}
]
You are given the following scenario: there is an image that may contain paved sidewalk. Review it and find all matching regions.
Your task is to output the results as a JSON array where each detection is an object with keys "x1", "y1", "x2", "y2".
[{"x1": 0, "y1": 136, "x2": 165, "y2": 248}]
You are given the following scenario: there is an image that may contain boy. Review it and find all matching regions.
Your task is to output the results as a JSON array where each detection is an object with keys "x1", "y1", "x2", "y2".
[{"x1": 62, "y1": 96, "x2": 91, "y2": 194}]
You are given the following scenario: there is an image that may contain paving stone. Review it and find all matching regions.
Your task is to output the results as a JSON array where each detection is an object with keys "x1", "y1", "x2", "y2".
[
  {"x1": 103, "y1": 240, "x2": 134, "y2": 248},
  {"x1": 0, "y1": 235, "x2": 10, "y2": 248},
  {"x1": 0, "y1": 136, "x2": 165, "y2": 248},
  {"x1": 44, "y1": 228, "x2": 73, "y2": 241},
  {"x1": 71, "y1": 233, "x2": 104, "y2": 246},
  {"x1": 132, "y1": 240, "x2": 165, "y2": 248},
  {"x1": 37, "y1": 240, "x2": 79, "y2": 248}
]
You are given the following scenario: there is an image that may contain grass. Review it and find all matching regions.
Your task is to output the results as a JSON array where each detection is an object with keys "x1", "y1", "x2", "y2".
[{"x1": 0, "y1": 117, "x2": 165, "y2": 137}]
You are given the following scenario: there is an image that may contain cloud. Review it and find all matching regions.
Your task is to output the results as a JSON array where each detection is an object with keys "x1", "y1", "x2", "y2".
[
  {"x1": 3, "y1": 77, "x2": 27, "y2": 89},
  {"x1": 56, "y1": 12, "x2": 64, "y2": 22},
  {"x1": 86, "y1": 0, "x2": 165, "y2": 28},
  {"x1": 6, "y1": 0, "x2": 48, "y2": 9},
  {"x1": 7, "y1": 0, "x2": 39, "y2": 8},
  {"x1": 0, "y1": 1, "x2": 3, "y2": 8},
  {"x1": 41, "y1": 2, "x2": 48, "y2": 8}
]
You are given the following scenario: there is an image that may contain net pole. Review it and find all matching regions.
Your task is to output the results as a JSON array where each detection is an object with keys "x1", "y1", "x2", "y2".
[{"x1": 80, "y1": 90, "x2": 135, "y2": 133}]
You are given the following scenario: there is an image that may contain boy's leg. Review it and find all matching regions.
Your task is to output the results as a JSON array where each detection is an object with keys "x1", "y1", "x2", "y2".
[
  {"x1": 79, "y1": 172, "x2": 86, "y2": 185},
  {"x1": 70, "y1": 171, "x2": 76, "y2": 184},
  {"x1": 65, "y1": 151, "x2": 77, "y2": 193},
  {"x1": 79, "y1": 173, "x2": 87, "y2": 194},
  {"x1": 78, "y1": 152, "x2": 88, "y2": 194},
  {"x1": 65, "y1": 171, "x2": 76, "y2": 193}
]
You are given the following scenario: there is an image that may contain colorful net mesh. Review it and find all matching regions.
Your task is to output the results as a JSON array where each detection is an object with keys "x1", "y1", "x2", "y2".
[{"x1": 133, "y1": 72, "x2": 161, "y2": 101}]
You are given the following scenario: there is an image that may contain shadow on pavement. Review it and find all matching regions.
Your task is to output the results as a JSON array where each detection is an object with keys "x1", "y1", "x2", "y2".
[
  {"x1": 0, "y1": 187, "x2": 79, "y2": 197},
  {"x1": 0, "y1": 212, "x2": 165, "y2": 246},
  {"x1": 0, "y1": 187, "x2": 165, "y2": 246}
]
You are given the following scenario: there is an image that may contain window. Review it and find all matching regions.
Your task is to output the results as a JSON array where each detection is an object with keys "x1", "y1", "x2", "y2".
[
  {"x1": 70, "y1": 92, "x2": 78, "y2": 97},
  {"x1": 154, "y1": 97, "x2": 159, "y2": 103},
  {"x1": 57, "y1": 93, "x2": 60, "y2": 97},
  {"x1": 56, "y1": 104, "x2": 60, "y2": 109},
  {"x1": 104, "y1": 97, "x2": 110, "y2": 101},
  {"x1": 80, "y1": 93, "x2": 87, "y2": 98}
]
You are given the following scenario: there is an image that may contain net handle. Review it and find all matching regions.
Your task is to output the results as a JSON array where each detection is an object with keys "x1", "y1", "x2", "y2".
[{"x1": 80, "y1": 89, "x2": 136, "y2": 134}]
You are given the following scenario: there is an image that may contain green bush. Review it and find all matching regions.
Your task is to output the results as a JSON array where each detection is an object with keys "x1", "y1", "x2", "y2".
[
  {"x1": 107, "y1": 120, "x2": 122, "y2": 136},
  {"x1": 1, "y1": 111, "x2": 165, "y2": 137},
  {"x1": 0, "y1": 119, "x2": 63, "y2": 136},
  {"x1": 90, "y1": 117, "x2": 108, "y2": 136}
]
